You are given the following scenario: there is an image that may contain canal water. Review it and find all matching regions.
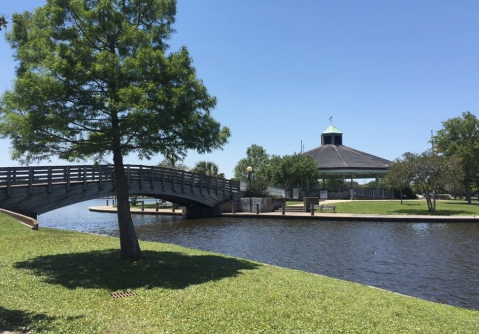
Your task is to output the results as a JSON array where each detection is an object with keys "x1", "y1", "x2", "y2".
[{"x1": 38, "y1": 199, "x2": 479, "y2": 311}]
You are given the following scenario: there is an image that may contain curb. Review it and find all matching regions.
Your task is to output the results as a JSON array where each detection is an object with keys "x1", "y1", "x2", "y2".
[
  {"x1": 221, "y1": 212, "x2": 479, "y2": 223},
  {"x1": 0, "y1": 209, "x2": 39, "y2": 229}
]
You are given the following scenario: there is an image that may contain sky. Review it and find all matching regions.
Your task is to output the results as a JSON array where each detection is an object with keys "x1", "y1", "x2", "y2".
[{"x1": 0, "y1": 0, "x2": 478, "y2": 180}]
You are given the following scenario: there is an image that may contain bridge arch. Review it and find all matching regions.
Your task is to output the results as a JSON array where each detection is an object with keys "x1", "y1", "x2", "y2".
[{"x1": 0, "y1": 165, "x2": 240, "y2": 218}]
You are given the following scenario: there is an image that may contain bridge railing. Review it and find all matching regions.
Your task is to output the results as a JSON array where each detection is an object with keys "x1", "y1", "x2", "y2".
[
  {"x1": 0, "y1": 165, "x2": 116, "y2": 185},
  {"x1": 0, "y1": 165, "x2": 240, "y2": 195}
]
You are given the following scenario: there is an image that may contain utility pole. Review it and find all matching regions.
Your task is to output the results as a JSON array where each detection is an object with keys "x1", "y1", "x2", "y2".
[{"x1": 431, "y1": 129, "x2": 434, "y2": 152}]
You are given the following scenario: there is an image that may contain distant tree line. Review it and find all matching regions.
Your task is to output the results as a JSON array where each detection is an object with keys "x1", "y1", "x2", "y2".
[
  {"x1": 232, "y1": 144, "x2": 320, "y2": 197},
  {"x1": 156, "y1": 159, "x2": 224, "y2": 178}
]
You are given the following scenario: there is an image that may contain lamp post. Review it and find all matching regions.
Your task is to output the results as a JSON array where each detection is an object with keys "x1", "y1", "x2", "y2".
[{"x1": 247, "y1": 166, "x2": 253, "y2": 212}]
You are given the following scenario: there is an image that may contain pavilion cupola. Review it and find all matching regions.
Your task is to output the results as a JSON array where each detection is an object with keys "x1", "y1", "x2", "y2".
[{"x1": 321, "y1": 125, "x2": 343, "y2": 146}]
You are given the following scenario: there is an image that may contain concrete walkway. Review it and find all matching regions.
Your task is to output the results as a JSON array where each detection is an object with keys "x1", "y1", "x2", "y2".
[
  {"x1": 257, "y1": 199, "x2": 478, "y2": 222},
  {"x1": 221, "y1": 211, "x2": 478, "y2": 222},
  {"x1": 89, "y1": 202, "x2": 479, "y2": 223}
]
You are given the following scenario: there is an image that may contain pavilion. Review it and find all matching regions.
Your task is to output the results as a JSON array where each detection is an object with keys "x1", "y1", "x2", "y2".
[{"x1": 302, "y1": 124, "x2": 393, "y2": 198}]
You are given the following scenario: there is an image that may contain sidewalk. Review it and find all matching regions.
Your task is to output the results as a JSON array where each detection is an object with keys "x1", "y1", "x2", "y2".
[
  {"x1": 221, "y1": 211, "x2": 478, "y2": 222},
  {"x1": 89, "y1": 205, "x2": 479, "y2": 223}
]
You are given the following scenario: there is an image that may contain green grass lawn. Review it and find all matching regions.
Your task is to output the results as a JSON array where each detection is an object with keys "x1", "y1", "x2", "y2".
[
  {"x1": 332, "y1": 200, "x2": 479, "y2": 216},
  {"x1": 286, "y1": 201, "x2": 302, "y2": 205},
  {"x1": 2, "y1": 214, "x2": 479, "y2": 333}
]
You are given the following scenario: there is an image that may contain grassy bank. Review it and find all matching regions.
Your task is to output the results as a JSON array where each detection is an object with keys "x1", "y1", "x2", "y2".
[
  {"x1": 2, "y1": 215, "x2": 479, "y2": 333},
  {"x1": 332, "y1": 200, "x2": 479, "y2": 216}
]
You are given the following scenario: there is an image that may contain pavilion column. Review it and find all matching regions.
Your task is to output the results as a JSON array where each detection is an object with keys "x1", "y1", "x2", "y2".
[{"x1": 375, "y1": 176, "x2": 379, "y2": 189}]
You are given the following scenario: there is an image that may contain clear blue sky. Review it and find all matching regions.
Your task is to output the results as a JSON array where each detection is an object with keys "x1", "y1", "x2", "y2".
[{"x1": 1, "y1": 0, "x2": 478, "y2": 180}]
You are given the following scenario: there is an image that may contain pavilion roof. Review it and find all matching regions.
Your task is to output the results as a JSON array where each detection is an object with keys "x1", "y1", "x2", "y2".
[
  {"x1": 322, "y1": 125, "x2": 342, "y2": 134},
  {"x1": 303, "y1": 144, "x2": 391, "y2": 171}
]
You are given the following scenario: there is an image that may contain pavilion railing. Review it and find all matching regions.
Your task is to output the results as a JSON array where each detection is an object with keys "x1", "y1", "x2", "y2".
[{"x1": 351, "y1": 188, "x2": 393, "y2": 199}]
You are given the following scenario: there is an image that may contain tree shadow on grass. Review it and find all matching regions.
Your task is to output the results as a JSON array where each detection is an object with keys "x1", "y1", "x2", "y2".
[
  {"x1": 443, "y1": 201, "x2": 479, "y2": 207},
  {"x1": 393, "y1": 208, "x2": 477, "y2": 216},
  {"x1": 387, "y1": 200, "x2": 479, "y2": 216},
  {"x1": 0, "y1": 306, "x2": 60, "y2": 333},
  {"x1": 14, "y1": 250, "x2": 259, "y2": 291}
]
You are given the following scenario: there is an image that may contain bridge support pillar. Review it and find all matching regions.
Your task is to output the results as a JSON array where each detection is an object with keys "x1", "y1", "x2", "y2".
[{"x1": 183, "y1": 205, "x2": 220, "y2": 219}]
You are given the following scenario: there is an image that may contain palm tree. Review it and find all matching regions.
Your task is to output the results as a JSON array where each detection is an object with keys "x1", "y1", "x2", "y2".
[{"x1": 191, "y1": 161, "x2": 224, "y2": 178}]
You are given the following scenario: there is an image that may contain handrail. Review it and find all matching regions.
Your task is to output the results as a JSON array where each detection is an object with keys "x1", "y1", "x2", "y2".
[{"x1": 0, "y1": 165, "x2": 240, "y2": 194}]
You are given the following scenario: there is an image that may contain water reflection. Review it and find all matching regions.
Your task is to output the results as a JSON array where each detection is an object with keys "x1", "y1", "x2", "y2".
[{"x1": 39, "y1": 199, "x2": 479, "y2": 310}]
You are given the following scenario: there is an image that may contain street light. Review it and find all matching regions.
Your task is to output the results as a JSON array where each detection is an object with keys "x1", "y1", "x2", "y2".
[{"x1": 247, "y1": 166, "x2": 253, "y2": 212}]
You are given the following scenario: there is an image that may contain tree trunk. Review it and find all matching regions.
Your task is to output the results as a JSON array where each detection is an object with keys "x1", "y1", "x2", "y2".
[
  {"x1": 465, "y1": 170, "x2": 472, "y2": 204},
  {"x1": 425, "y1": 193, "x2": 433, "y2": 212},
  {"x1": 112, "y1": 147, "x2": 142, "y2": 260},
  {"x1": 400, "y1": 189, "x2": 403, "y2": 205}
]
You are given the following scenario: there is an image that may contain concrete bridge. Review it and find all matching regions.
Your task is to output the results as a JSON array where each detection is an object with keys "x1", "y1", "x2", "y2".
[{"x1": 0, "y1": 165, "x2": 241, "y2": 218}]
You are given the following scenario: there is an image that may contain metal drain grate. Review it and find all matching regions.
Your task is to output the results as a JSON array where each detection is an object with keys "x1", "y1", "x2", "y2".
[{"x1": 111, "y1": 291, "x2": 137, "y2": 299}]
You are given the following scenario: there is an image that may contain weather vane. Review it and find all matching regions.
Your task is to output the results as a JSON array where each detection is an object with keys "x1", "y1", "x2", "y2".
[{"x1": 329, "y1": 116, "x2": 333, "y2": 125}]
